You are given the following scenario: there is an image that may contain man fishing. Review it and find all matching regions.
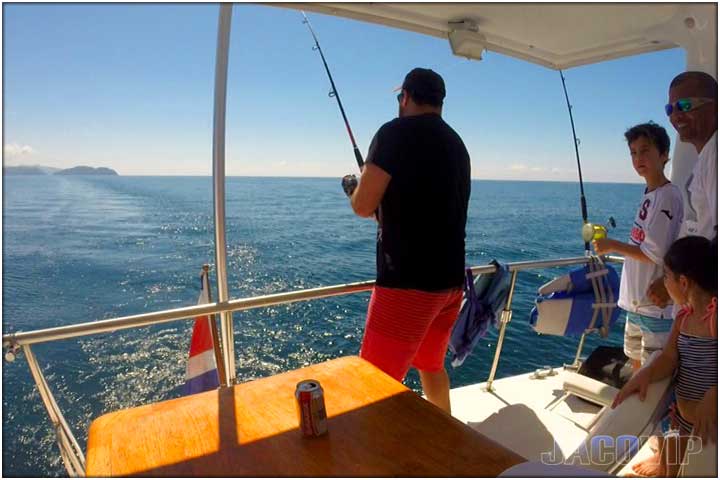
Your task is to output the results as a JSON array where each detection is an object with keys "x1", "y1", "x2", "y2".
[{"x1": 341, "y1": 68, "x2": 471, "y2": 413}]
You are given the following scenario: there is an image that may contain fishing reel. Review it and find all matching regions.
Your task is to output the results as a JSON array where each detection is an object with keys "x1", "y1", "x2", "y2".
[{"x1": 581, "y1": 216, "x2": 616, "y2": 243}]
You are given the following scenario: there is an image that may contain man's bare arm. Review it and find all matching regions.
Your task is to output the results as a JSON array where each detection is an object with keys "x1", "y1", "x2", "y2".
[{"x1": 350, "y1": 163, "x2": 391, "y2": 218}]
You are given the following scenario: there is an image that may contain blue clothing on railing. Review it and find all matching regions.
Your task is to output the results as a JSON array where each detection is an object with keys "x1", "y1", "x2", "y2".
[{"x1": 449, "y1": 260, "x2": 511, "y2": 367}]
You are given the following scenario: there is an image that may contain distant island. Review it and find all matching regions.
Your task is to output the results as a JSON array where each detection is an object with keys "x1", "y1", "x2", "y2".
[
  {"x1": 54, "y1": 166, "x2": 119, "y2": 176},
  {"x1": 4, "y1": 165, "x2": 119, "y2": 176}
]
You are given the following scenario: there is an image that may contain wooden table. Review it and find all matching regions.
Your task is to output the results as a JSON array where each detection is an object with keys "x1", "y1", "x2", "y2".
[{"x1": 86, "y1": 356, "x2": 524, "y2": 476}]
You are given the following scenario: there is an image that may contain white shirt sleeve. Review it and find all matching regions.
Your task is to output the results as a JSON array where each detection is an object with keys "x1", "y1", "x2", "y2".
[
  {"x1": 639, "y1": 187, "x2": 684, "y2": 265},
  {"x1": 703, "y1": 146, "x2": 717, "y2": 239}
]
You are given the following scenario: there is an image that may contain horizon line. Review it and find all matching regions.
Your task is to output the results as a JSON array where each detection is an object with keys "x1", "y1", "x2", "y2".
[{"x1": 3, "y1": 172, "x2": 646, "y2": 185}]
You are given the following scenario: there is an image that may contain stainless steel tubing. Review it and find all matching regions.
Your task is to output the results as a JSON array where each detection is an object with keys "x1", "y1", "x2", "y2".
[
  {"x1": 23, "y1": 346, "x2": 86, "y2": 475},
  {"x1": 3, "y1": 256, "x2": 623, "y2": 349},
  {"x1": 485, "y1": 270, "x2": 518, "y2": 392},
  {"x1": 212, "y1": 3, "x2": 234, "y2": 385},
  {"x1": 3, "y1": 279, "x2": 375, "y2": 348}
]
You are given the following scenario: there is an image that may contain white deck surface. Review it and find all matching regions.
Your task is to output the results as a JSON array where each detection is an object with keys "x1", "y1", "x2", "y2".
[
  {"x1": 450, "y1": 368, "x2": 603, "y2": 464},
  {"x1": 449, "y1": 369, "x2": 715, "y2": 477}
]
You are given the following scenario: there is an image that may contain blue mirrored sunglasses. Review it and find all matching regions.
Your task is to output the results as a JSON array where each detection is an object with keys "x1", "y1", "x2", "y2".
[{"x1": 665, "y1": 97, "x2": 714, "y2": 116}]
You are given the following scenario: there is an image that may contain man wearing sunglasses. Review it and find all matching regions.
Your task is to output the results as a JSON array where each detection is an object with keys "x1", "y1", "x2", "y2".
[
  {"x1": 341, "y1": 68, "x2": 471, "y2": 414},
  {"x1": 636, "y1": 71, "x2": 718, "y2": 478},
  {"x1": 648, "y1": 71, "x2": 717, "y2": 307}
]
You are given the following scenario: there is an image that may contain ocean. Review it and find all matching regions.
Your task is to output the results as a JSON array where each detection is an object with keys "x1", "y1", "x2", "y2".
[{"x1": 2, "y1": 176, "x2": 642, "y2": 477}]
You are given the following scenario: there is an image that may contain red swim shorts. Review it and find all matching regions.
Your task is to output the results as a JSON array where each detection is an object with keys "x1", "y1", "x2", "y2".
[{"x1": 359, "y1": 286, "x2": 463, "y2": 381}]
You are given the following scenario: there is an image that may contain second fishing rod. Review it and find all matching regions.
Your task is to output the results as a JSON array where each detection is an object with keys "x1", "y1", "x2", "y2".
[
  {"x1": 302, "y1": 11, "x2": 364, "y2": 171},
  {"x1": 559, "y1": 70, "x2": 616, "y2": 254}
]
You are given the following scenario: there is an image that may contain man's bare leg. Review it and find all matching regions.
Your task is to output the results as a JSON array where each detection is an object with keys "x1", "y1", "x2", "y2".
[{"x1": 419, "y1": 368, "x2": 451, "y2": 414}]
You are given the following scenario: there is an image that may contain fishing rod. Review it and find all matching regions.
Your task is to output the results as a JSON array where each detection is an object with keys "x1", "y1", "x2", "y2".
[
  {"x1": 559, "y1": 69, "x2": 591, "y2": 254},
  {"x1": 301, "y1": 11, "x2": 364, "y2": 171}
]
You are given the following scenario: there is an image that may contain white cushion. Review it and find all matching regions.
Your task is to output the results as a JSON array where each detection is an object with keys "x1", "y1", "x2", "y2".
[
  {"x1": 533, "y1": 298, "x2": 574, "y2": 335},
  {"x1": 563, "y1": 372, "x2": 620, "y2": 407},
  {"x1": 565, "y1": 351, "x2": 673, "y2": 473}
]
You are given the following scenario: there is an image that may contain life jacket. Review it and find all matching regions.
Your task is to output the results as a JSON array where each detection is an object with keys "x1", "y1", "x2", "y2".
[{"x1": 530, "y1": 260, "x2": 620, "y2": 338}]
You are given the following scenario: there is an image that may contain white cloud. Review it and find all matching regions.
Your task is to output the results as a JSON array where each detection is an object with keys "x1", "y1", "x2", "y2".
[
  {"x1": 3, "y1": 143, "x2": 35, "y2": 158},
  {"x1": 510, "y1": 164, "x2": 546, "y2": 172}
]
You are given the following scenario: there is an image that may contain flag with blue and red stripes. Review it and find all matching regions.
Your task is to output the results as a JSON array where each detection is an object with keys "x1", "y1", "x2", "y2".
[{"x1": 183, "y1": 272, "x2": 220, "y2": 395}]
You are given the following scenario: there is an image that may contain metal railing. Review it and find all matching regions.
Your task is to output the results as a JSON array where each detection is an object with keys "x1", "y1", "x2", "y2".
[
  {"x1": 211, "y1": 3, "x2": 234, "y2": 387},
  {"x1": 2, "y1": 254, "x2": 623, "y2": 476},
  {"x1": 2, "y1": 255, "x2": 622, "y2": 349},
  {"x1": 23, "y1": 346, "x2": 86, "y2": 477}
]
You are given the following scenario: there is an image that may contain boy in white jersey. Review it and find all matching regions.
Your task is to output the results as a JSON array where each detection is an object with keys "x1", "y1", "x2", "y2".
[{"x1": 594, "y1": 123, "x2": 684, "y2": 369}]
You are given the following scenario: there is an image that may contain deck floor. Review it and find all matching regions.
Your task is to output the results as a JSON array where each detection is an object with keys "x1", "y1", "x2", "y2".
[
  {"x1": 449, "y1": 368, "x2": 607, "y2": 465},
  {"x1": 448, "y1": 369, "x2": 687, "y2": 476}
]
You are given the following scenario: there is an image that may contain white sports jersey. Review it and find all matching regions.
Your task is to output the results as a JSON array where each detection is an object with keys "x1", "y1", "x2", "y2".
[
  {"x1": 682, "y1": 131, "x2": 717, "y2": 240},
  {"x1": 619, "y1": 183, "x2": 684, "y2": 318}
]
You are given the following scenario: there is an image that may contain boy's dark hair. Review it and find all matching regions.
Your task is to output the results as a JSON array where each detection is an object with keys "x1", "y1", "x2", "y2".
[
  {"x1": 664, "y1": 236, "x2": 718, "y2": 294},
  {"x1": 624, "y1": 122, "x2": 671, "y2": 158}
]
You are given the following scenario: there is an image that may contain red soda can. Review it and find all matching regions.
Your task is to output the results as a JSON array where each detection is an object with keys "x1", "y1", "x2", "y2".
[{"x1": 295, "y1": 379, "x2": 328, "y2": 437}]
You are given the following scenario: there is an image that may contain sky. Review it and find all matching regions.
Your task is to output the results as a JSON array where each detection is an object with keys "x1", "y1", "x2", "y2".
[{"x1": 3, "y1": 3, "x2": 687, "y2": 182}]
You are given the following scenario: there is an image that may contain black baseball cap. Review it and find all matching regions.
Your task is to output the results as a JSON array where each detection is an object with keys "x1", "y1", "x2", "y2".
[{"x1": 401, "y1": 68, "x2": 446, "y2": 106}]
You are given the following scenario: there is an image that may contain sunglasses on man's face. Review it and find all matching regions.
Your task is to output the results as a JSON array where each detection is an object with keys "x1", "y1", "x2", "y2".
[
  {"x1": 665, "y1": 97, "x2": 715, "y2": 116},
  {"x1": 396, "y1": 92, "x2": 404, "y2": 103}
]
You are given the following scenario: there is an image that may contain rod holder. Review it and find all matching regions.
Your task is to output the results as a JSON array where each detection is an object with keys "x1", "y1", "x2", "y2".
[{"x1": 485, "y1": 270, "x2": 518, "y2": 392}]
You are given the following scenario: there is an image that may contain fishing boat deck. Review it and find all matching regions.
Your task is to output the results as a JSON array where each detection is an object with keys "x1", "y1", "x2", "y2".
[{"x1": 449, "y1": 367, "x2": 606, "y2": 463}]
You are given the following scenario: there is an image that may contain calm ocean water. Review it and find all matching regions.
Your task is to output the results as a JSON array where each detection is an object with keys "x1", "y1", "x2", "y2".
[{"x1": 3, "y1": 176, "x2": 642, "y2": 476}]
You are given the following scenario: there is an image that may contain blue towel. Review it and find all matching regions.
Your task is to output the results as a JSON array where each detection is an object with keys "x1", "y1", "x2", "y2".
[{"x1": 449, "y1": 260, "x2": 511, "y2": 367}]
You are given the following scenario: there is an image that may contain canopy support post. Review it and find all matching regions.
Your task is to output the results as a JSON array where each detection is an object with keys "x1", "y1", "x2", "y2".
[{"x1": 212, "y1": 3, "x2": 235, "y2": 386}]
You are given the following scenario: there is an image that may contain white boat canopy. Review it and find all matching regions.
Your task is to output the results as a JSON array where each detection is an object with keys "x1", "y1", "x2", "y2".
[
  {"x1": 274, "y1": 2, "x2": 716, "y2": 70},
  {"x1": 273, "y1": 2, "x2": 716, "y2": 200}
]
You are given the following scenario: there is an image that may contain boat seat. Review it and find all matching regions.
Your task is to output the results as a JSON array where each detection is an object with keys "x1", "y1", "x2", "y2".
[
  {"x1": 562, "y1": 372, "x2": 619, "y2": 407},
  {"x1": 564, "y1": 352, "x2": 673, "y2": 474},
  {"x1": 679, "y1": 436, "x2": 717, "y2": 477}
]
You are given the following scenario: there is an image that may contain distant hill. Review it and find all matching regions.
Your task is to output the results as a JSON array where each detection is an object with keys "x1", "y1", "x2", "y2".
[
  {"x1": 4, "y1": 165, "x2": 61, "y2": 175},
  {"x1": 54, "y1": 166, "x2": 118, "y2": 176},
  {"x1": 4, "y1": 165, "x2": 47, "y2": 175},
  {"x1": 4, "y1": 164, "x2": 118, "y2": 176}
]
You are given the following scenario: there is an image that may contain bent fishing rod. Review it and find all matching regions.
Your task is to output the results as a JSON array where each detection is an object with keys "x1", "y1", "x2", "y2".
[
  {"x1": 302, "y1": 11, "x2": 364, "y2": 171},
  {"x1": 559, "y1": 69, "x2": 591, "y2": 254}
]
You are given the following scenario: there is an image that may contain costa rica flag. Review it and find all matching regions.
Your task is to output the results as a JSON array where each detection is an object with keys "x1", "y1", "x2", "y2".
[{"x1": 183, "y1": 270, "x2": 220, "y2": 395}]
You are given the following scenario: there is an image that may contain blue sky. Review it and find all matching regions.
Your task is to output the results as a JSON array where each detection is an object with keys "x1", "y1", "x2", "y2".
[{"x1": 3, "y1": 3, "x2": 686, "y2": 182}]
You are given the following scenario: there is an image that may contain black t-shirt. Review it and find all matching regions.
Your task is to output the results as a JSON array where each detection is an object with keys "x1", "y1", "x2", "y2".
[{"x1": 367, "y1": 113, "x2": 471, "y2": 291}]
